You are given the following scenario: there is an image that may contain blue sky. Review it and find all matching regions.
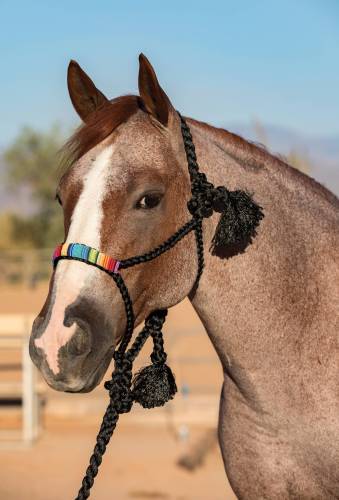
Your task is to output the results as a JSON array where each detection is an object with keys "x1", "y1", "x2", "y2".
[{"x1": 1, "y1": 0, "x2": 338, "y2": 147}]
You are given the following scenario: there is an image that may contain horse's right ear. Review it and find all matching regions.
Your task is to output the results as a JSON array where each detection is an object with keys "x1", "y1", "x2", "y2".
[
  {"x1": 67, "y1": 60, "x2": 109, "y2": 122},
  {"x1": 138, "y1": 53, "x2": 173, "y2": 127}
]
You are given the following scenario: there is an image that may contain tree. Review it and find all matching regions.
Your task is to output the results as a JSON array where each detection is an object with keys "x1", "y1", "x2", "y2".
[
  {"x1": 4, "y1": 125, "x2": 65, "y2": 248},
  {"x1": 286, "y1": 149, "x2": 311, "y2": 175}
]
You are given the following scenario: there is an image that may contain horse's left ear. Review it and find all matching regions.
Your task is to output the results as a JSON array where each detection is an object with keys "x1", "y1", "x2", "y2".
[
  {"x1": 67, "y1": 60, "x2": 109, "y2": 122},
  {"x1": 138, "y1": 53, "x2": 174, "y2": 126}
]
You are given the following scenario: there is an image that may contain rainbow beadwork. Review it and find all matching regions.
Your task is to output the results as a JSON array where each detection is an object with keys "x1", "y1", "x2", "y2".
[{"x1": 52, "y1": 243, "x2": 120, "y2": 273}]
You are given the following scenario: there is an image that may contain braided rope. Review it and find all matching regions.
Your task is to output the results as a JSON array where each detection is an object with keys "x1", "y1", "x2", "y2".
[
  {"x1": 178, "y1": 113, "x2": 200, "y2": 182},
  {"x1": 111, "y1": 274, "x2": 135, "y2": 355},
  {"x1": 119, "y1": 218, "x2": 197, "y2": 269},
  {"x1": 191, "y1": 220, "x2": 204, "y2": 294},
  {"x1": 75, "y1": 311, "x2": 167, "y2": 500}
]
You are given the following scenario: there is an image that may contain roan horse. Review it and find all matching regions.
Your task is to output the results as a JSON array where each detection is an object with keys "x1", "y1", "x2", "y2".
[{"x1": 30, "y1": 54, "x2": 339, "y2": 499}]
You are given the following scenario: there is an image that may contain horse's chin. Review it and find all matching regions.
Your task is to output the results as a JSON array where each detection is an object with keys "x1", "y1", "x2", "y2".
[
  {"x1": 39, "y1": 348, "x2": 114, "y2": 393},
  {"x1": 73, "y1": 358, "x2": 112, "y2": 393}
]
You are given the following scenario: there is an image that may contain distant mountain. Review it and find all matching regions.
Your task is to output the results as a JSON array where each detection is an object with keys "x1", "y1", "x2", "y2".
[
  {"x1": 226, "y1": 123, "x2": 339, "y2": 196},
  {"x1": 0, "y1": 124, "x2": 338, "y2": 215}
]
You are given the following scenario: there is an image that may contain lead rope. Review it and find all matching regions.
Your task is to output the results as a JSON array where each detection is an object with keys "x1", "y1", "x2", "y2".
[{"x1": 75, "y1": 310, "x2": 170, "y2": 499}]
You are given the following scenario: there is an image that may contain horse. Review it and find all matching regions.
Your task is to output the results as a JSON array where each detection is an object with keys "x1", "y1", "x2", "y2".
[{"x1": 30, "y1": 54, "x2": 339, "y2": 499}]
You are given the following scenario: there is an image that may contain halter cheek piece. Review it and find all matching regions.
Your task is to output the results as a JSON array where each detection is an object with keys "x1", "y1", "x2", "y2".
[{"x1": 52, "y1": 114, "x2": 264, "y2": 500}]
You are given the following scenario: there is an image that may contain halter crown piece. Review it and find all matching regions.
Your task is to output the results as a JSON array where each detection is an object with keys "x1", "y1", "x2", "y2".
[{"x1": 52, "y1": 113, "x2": 264, "y2": 499}]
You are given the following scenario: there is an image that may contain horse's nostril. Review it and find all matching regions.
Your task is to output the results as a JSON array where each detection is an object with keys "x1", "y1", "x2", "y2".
[{"x1": 65, "y1": 320, "x2": 91, "y2": 357}]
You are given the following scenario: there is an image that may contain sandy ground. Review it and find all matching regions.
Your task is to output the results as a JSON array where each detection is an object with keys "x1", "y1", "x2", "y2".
[
  {"x1": 0, "y1": 285, "x2": 237, "y2": 499},
  {"x1": 0, "y1": 421, "x2": 237, "y2": 500}
]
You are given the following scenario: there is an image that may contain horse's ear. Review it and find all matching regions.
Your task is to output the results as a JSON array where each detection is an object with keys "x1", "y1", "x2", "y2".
[
  {"x1": 67, "y1": 60, "x2": 109, "y2": 122},
  {"x1": 138, "y1": 53, "x2": 173, "y2": 127}
]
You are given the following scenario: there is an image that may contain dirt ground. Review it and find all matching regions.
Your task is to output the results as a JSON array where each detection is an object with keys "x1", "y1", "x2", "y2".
[
  {"x1": 0, "y1": 284, "x2": 237, "y2": 499},
  {"x1": 0, "y1": 421, "x2": 236, "y2": 500}
]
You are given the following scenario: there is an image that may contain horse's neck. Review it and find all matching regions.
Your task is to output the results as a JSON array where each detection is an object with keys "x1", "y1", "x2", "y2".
[{"x1": 187, "y1": 118, "x2": 338, "y2": 397}]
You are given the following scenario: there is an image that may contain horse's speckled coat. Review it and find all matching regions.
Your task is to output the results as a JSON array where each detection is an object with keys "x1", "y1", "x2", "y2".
[{"x1": 30, "y1": 56, "x2": 339, "y2": 499}]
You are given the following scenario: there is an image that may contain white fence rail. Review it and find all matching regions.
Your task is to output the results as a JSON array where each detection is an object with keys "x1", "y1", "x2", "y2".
[
  {"x1": 0, "y1": 249, "x2": 52, "y2": 286},
  {"x1": 0, "y1": 314, "x2": 40, "y2": 443}
]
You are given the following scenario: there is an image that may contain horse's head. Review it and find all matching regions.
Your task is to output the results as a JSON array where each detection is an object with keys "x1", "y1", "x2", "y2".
[{"x1": 29, "y1": 55, "x2": 198, "y2": 392}]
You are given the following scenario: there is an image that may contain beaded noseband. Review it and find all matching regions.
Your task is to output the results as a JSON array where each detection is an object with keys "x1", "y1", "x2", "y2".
[
  {"x1": 52, "y1": 114, "x2": 263, "y2": 499},
  {"x1": 53, "y1": 243, "x2": 121, "y2": 273}
]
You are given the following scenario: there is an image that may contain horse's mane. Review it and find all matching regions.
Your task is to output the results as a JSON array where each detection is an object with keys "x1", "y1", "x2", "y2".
[
  {"x1": 60, "y1": 96, "x2": 338, "y2": 208},
  {"x1": 61, "y1": 95, "x2": 142, "y2": 169},
  {"x1": 188, "y1": 118, "x2": 339, "y2": 207}
]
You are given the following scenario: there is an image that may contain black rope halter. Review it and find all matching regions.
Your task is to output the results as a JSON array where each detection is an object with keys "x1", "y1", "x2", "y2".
[{"x1": 52, "y1": 113, "x2": 264, "y2": 499}]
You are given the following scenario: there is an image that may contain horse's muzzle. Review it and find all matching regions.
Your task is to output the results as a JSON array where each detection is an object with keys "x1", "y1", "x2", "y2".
[{"x1": 29, "y1": 311, "x2": 115, "y2": 392}]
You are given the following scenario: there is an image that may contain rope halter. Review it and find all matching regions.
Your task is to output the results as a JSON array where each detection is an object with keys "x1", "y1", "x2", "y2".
[{"x1": 52, "y1": 113, "x2": 264, "y2": 499}]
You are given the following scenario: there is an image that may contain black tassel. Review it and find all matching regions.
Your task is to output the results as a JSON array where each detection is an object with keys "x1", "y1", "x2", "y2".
[
  {"x1": 132, "y1": 363, "x2": 177, "y2": 409},
  {"x1": 211, "y1": 190, "x2": 264, "y2": 250}
]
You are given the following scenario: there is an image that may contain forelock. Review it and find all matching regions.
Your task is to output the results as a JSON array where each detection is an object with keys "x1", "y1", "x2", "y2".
[{"x1": 61, "y1": 95, "x2": 142, "y2": 172}]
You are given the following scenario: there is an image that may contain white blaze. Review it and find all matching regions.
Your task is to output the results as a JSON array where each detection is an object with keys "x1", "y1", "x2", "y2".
[
  {"x1": 66, "y1": 145, "x2": 114, "y2": 246},
  {"x1": 35, "y1": 145, "x2": 114, "y2": 374}
]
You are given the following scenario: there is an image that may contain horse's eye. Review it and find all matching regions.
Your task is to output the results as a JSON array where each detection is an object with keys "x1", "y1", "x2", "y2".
[{"x1": 136, "y1": 193, "x2": 162, "y2": 210}]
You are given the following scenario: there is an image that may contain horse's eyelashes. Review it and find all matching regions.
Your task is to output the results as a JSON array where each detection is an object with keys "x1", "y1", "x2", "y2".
[{"x1": 135, "y1": 193, "x2": 162, "y2": 210}]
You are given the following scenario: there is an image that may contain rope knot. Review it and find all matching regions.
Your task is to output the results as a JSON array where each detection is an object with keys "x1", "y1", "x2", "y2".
[
  {"x1": 187, "y1": 171, "x2": 264, "y2": 250},
  {"x1": 150, "y1": 350, "x2": 167, "y2": 365},
  {"x1": 104, "y1": 351, "x2": 133, "y2": 414},
  {"x1": 211, "y1": 186, "x2": 230, "y2": 212},
  {"x1": 187, "y1": 172, "x2": 216, "y2": 218},
  {"x1": 131, "y1": 310, "x2": 177, "y2": 409},
  {"x1": 187, "y1": 179, "x2": 231, "y2": 219}
]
